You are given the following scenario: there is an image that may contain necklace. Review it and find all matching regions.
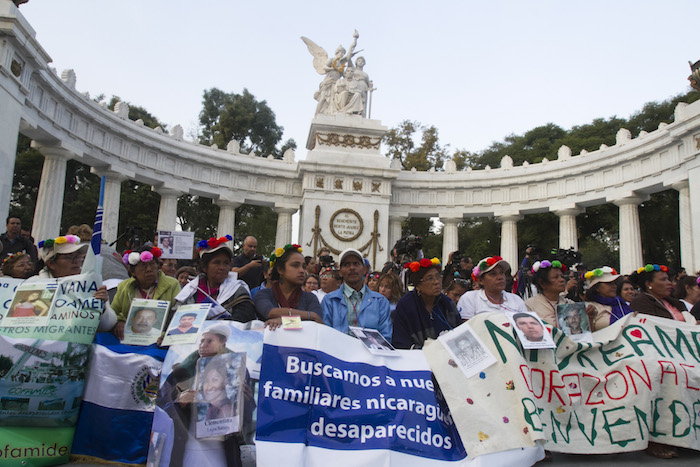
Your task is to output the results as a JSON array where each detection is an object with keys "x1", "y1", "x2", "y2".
[{"x1": 485, "y1": 291, "x2": 503, "y2": 305}]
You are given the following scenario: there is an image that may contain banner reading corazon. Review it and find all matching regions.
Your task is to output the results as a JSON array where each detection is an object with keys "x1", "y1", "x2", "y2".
[
  {"x1": 424, "y1": 312, "x2": 700, "y2": 457},
  {"x1": 256, "y1": 322, "x2": 543, "y2": 466},
  {"x1": 0, "y1": 273, "x2": 103, "y2": 467}
]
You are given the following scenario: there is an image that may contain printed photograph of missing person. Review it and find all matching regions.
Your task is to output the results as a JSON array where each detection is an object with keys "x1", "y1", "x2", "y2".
[
  {"x1": 509, "y1": 311, "x2": 555, "y2": 349},
  {"x1": 557, "y1": 303, "x2": 591, "y2": 335},
  {"x1": 445, "y1": 330, "x2": 485, "y2": 367},
  {"x1": 195, "y1": 352, "x2": 245, "y2": 427},
  {"x1": 126, "y1": 307, "x2": 165, "y2": 337}
]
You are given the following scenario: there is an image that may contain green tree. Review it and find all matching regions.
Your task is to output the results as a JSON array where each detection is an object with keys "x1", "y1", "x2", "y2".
[
  {"x1": 383, "y1": 120, "x2": 447, "y2": 171},
  {"x1": 199, "y1": 88, "x2": 296, "y2": 158}
]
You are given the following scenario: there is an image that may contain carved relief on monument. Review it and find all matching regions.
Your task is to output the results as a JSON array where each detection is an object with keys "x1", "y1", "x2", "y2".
[
  {"x1": 315, "y1": 132, "x2": 382, "y2": 149},
  {"x1": 353, "y1": 180, "x2": 362, "y2": 192},
  {"x1": 334, "y1": 179, "x2": 343, "y2": 190}
]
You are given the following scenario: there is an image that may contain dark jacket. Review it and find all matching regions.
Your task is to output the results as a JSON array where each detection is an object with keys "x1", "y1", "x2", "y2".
[
  {"x1": 630, "y1": 292, "x2": 687, "y2": 320},
  {"x1": 392, "y1": 290, "x2": 462, "y2": 350}
]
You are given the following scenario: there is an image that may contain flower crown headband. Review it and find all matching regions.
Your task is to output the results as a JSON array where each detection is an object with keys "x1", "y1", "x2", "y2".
[
  {"x1": 636, "y1": 264, "x2": 668, "y2": 274},
  {"x1": 472, "y1": 255, "x2": 503, "y2": 280},
  {"x1": 122, "y1": 246, "x2": 162, "y2": 266},
  {"x1": 197, "y1": 235, "x2": 232, "y2": 252},
  {"x1": 38, "y1": 235, "x2": 80, "y2": 249},
  {"x1": 269, "y1": 244, "x2": 302, "y2": 268},
  {"x1": 531, "y1": 260, "x2": 568, "y2": 274},
  {"x1": 2, "y1": 251, "x2": 25, "y2": 265},
  {"x1": 404, "y1": 257, "x2": 441, "y2": 273},
  {"x1": 584, "y1": 266, "x2": 618, "y2": 280}
]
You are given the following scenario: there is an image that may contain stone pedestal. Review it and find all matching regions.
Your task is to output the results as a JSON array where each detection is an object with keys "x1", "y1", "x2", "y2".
[
  {"x1": 498, "y1": 214, "x2": 522, "y2": 273},
  {"x1": 32, "y1": 145, "x2": 73, "y2": 241},
  {"x1": 441, "y1": 217, "x2": 461, "y2": 264},
  {"x1": 216, "y1": 199, "x2": 241, "y2": 238},
  {"x1": 299, "y1": 114, "x2": 398, "y2": 270},
  {"x1": 614, "y1": 196, "x2": 645, "y2": 274},
  {"x1": 155, "y1": 187, "x2": 182, "y2": 232}
]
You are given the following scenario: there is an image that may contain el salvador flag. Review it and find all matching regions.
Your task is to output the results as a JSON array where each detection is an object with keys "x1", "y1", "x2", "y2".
[
  {"x1": 81, "y1": 175, "x2": 104, "y2": 279},
  {"x1": 71, "y1": 333, "x2": 167, "y2": 464}
]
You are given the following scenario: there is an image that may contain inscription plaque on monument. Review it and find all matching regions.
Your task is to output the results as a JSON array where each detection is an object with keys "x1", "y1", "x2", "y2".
[{"x1": 330, "y1": 209, "x2": 363, "y2": 242}]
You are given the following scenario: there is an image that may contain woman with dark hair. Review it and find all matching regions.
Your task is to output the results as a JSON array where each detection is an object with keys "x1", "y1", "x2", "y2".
[
  {"x1": 174, "y1": 236, "x2": 255, "y2": 323},
  {"x1": 444, "y1": 280, "x2": 468, "y2": 306},
  {"x1": 392, "y1": 258, "x2": 461, "y2": 349},
  {"x1": 617, "y1": 278, "x2": 637, "y2": 305},
  {"x1": 254, "y1": 244, "x2": 323, "y2": 324},
  {"x1": 175, "y1": 266, "x2": 197, "y2": 288},
  {"x1": 313, "y1": 266, "x2": 341, "y2": 303},
  {"x1": 674, "y1": 275, "x2": 700, "y2": 313},
  {"x1": 583, "y1": 266, "x2": 633, "y2": 331},
  {"x1": 377, "y1": 272, "x2": 404, "y2": 312},
  {"x1": 629, "y1": 264, "x2": 691, "y2": 321},
  {"x1": 365, "y1": 271, "x2": 381, "y2": 292},
  {"x1": 111, "y1": 245, "x2": 181, "y2": 340},
  {"x1": 525, "y1": 260, "x2": 571, "y2": 326}
]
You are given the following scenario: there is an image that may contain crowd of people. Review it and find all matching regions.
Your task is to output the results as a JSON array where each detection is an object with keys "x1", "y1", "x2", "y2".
[{"x1": 2, "y1": 215, "x2": 699, "y2": 462}]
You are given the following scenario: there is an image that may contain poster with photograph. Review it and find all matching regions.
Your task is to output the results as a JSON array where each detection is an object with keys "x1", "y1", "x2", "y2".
[
  {"x1": 439, "y1": 324, "x2": 497, "y2": 378},
  {"x1": 556, "y1": 302, "x2": 593, "y2": 343},
  {"x1": 157, "y1": 230, "x2": 195, "y2": 259},
  {"x1": 507, "y1": 311, "x2": 556, "y2": 349},
  {"x1": 161, "y1": 304, "x2": 210, "y2": 346},
  {"x1": 194, "y1": 352, "x2": 246, "y2": 439},
  {"x1": 1, "y1": 282, "x2": 58, "y2": 327},
  {"x1": 122, "y1": 299, "x2": 170, "y2": 346},
  {"x1": 350, "y1": 326, "x2": 396, "y2": 356},
  {"x1": 0, "y1": 335, "x2": 89, "y2": 427}
]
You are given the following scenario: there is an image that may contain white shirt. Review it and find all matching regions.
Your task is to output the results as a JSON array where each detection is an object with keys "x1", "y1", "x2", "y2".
[
  {"x1": 457, "y1": 289, "x2": 528, "y2": 320},
  {"x1": 313, "y1": 289, "x2": 328, "y2": 303}
]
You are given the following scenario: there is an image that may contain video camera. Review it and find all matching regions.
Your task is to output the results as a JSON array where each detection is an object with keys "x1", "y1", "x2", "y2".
[{"x1": 550, "y1": 247, "x2": 583, "y2": 268}]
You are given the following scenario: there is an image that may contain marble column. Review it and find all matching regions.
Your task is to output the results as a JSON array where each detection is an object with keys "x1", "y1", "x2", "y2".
[
  {"x1": 441, "y1": 217, "x2": 461, "y2": 264},
  {"x1": 154, "y1": 188, "x2": 183, "y2": 232},
  {"x1": 498, "y1": 214, "x2": 522, "y2": 272},
  {"x1": 614, "y1": 197, "x2": 644, "y2": 274},
  {"x1": 216, "y1": 200, "x2": 241, "y2": 237},
  {"x1": 672, "y1": 181, "x2": 693, "y2": 272},
  {"x1": 0, "y1": 95, "x2": 22, "y2": 225},
  {"x1": 275, "y1": 207, "x2": 297, "y2": 247},
  {"x1": 388, "y1": 215, "x2": 406, "y2": 255},
  {"x1": 92, "y1": 170, "x2": 128, "y2": 244},
  {"x1": 32, "y1": 146, "x2": 73, "y2": 241},
  {"x1": 554, "y1": 208, "x2": 582, "y2": 251}
]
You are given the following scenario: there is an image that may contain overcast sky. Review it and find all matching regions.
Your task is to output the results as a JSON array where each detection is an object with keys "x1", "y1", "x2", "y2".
[{"x1": 18, "y1": 0, "x2": 700, "y2": 159}]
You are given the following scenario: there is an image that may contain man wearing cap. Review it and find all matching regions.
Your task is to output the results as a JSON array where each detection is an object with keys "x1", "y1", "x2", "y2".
[
  {"x1": 457, "y1": 255, "x2": 528, "y2": 320},
  {"x1": 321, "y1": 248, "x2": 392, "y2": 341}
]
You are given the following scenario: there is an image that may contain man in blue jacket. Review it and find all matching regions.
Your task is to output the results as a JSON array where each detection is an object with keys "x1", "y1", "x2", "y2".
[{"x1": 322, "y1": 248, "x2": 392, "y2": 340}]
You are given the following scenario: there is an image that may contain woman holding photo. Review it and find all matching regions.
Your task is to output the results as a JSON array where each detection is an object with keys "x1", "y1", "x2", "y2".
[{"x1": 173, "y1": 236, "x2": 255, "y2": 323}]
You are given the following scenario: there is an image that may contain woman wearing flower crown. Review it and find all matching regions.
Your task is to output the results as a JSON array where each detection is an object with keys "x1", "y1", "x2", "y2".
[
  {"x1": 456, "y1": 256, "x2": 528, "y2": 320},
  {"x1": 173, "y1": 236, "x2": 255, "y2": 322},
  {"x1": 392, "y1": 258, "x2": 461, "y2": 349},
  {"x1": 111, "y1": 245, "x2": 181, "y2": 340},
  {"x1": 34, "y1": 235, "x2": 115, "y2": 331},
  {"x1": 583, "y1": 266, "x2": 633, "y2": 331},
  {"x1": 254, "y1": 244, "x2": 323, "y2": 326},
  {"x1": 629, "y1": 264, "x2": 693, "y2": 322}
]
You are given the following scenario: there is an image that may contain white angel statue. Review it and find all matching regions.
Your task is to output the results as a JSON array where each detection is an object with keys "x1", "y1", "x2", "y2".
[{"x1": 301, "y1": 30, "x2": 365, "y2": 116}]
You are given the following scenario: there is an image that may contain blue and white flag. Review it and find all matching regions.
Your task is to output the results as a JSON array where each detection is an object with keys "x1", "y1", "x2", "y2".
[
  {"x1": 71, "y1": 333, "x2": 167, "y2": 464},
  {"x1": 80, "y1": 175, "x2": 104, "y2": 280},
  {"x1": 256, "y1": 323, "x2": 543, "y2": 466}
]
